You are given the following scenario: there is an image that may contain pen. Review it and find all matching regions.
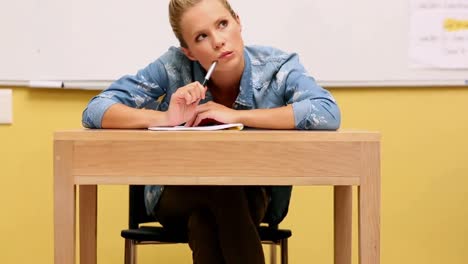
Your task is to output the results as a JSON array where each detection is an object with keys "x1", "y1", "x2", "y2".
[{"x1": 201, "y1": 61, "x2": 218, "y2": 86}]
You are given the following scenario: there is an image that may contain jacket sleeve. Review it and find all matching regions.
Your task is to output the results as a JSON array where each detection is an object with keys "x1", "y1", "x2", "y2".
[
  {"x1": 280, "y1": 54, "x2": 341, "y2": 130},
  {"x1": 81, "y1": 59, "x2": 169, "y2": 128}
]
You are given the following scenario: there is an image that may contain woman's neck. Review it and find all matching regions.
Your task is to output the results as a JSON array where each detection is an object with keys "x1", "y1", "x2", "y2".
[
  {"x1": 209, "y1": 65, "x2": 242, "y2": 107},
  {"x1": 206, "y1": 54, "x2": 245, "y2": 107},
  {"x1": 211, "y1": 54, "x2": 244, "y2": 88},
  {"x1": 208, "y1": 80, "x2": 240, "y2": 108}
]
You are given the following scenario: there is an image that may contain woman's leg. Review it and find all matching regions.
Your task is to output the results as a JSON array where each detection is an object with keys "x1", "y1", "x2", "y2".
[
  {"x1": 154, "y1": 186, "x2": 268, "y2": 264},
  {"x1": 207, "y1": 186, "x2": 267, "y2": 264},
  {"x1": 187, "y1": 209, "x2": 225, "y2": 264}
]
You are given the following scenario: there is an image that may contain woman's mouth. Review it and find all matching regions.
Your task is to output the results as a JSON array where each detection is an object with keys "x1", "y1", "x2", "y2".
[{"x1": 218, "y1": 51, "x2": 233, "y2": 59}]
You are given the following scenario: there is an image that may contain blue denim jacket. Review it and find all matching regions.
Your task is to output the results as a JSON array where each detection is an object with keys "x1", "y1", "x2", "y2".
[{"x1": 82, "y1": 45, "x2": 341, "y2": 219}]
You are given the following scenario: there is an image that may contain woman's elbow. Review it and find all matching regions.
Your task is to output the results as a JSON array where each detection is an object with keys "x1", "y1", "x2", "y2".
[
  {"x1": 326, "y1": 106, "x2": 341, "y2": 130},
  {"x1": 326, "y1": 116, "x2": 341, "y2": 130},
  {"x1": 81, "y1": 109, "x2": 99, "y2": 129},
  {"x1": 324, "y1": 105, "x2": 341, "y2": 130},
  {"x1": 298, "y1": 113, "x2": 340, "y2": 130},
  {"x1": 303, "y1": 104, "x2": 340, "y2": 130}
]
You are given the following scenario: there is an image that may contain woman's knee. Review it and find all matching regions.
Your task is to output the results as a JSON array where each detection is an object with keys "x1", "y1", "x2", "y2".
[
  {"x1": 209, "y1": 186, "x2": 268, "y2": 225},
  {"x1": 210, "y1": 186, "x2": 248, "y2": 205},
  {"x1": 246, "y1": 187, "x2": 269, "y2": 225},
  {"x1": 188, "y1": 210, "x2": 215, "y2": 231}
]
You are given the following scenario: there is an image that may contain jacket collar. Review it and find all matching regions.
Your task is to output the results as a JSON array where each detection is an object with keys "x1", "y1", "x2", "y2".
[{"x1": 235, "y1": 48, "x2": 254, "y2": 109}]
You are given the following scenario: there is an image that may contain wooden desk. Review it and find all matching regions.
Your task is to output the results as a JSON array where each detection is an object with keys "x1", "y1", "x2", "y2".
[{"x1": 54, "y1": 129, "x2": 380, "y2": 264}]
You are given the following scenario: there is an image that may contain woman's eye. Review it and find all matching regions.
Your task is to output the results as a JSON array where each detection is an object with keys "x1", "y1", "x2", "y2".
[
  {"x1": 196, "y1": 34, "x2": 207, "y2": 42},
  {"x1": 219, "y1": 20, "x2": 228, "y2": 28}
]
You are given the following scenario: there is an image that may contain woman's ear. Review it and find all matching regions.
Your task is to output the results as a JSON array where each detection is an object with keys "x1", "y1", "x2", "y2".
[
  {"x1": 181, "y1": 47, "x2": 197, "y2": 61},
  {"x1": 236, "y1": 14, "x2": 242, "y2": 32}
]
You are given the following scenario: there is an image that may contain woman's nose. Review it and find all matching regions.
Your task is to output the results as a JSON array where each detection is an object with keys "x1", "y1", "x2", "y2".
[{"x1": 212, "y1": 33, "x2": 225, "y2": 49}]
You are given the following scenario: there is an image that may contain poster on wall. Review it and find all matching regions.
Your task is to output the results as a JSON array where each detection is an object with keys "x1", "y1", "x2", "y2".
[{"x1": 409, "y1": 0, "x2": 468, "y2": 69}]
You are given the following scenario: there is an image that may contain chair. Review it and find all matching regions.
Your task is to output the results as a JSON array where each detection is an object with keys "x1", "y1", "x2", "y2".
[{"x1": 121, "y1": 185, "x2": 292, "y2": 264}]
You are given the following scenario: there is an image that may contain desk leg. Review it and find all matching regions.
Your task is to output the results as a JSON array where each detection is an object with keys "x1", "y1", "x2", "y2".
[
  {"x1": 80, "y1": 185, "x2": 97, "y2": 264},
  {"x1": 54, "y1": 141, "x2": 76, "y2": 264},
  {"x1": 334, "y1": 186, "x2": 352, "y2": 264},
  {"x1": 358, "y1": 142, "x2": 380, "y2": 264}
]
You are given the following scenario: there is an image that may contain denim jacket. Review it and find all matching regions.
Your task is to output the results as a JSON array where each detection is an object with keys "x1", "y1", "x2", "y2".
[{"x1": 82, "y1": 45, "x2": 341, "y2": 222}]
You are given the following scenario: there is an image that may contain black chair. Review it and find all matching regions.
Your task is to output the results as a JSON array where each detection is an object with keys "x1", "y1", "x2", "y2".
[{"x1": 121, "y1": 185, "x2": 292, "y2": 264}]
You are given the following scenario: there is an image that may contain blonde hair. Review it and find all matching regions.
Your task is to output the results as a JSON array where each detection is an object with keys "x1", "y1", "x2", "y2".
[{"x1": 169, "y1": 0, "x2": 237, "y2": 47}]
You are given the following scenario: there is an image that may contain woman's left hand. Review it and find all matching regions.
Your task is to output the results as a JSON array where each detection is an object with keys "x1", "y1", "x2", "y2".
[{"x1": 185, "y1": 101, "x2": 240, "y2": 127}]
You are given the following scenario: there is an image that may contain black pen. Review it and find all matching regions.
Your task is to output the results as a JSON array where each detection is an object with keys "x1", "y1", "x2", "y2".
[{"x1": 201, "y1": 61, "x2": 218, "y2": 86}]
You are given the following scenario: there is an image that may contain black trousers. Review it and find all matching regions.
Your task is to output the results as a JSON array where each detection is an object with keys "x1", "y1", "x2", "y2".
[{"x1": 154, "y1": 186, "x2": 269, "y2": 264}]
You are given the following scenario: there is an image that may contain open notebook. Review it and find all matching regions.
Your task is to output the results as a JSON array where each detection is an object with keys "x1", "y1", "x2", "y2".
[{"x1": 148, "y1": 123, "x2": 244, "y2": 131}]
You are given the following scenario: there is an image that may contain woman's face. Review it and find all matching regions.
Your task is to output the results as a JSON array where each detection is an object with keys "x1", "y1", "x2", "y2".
[{"x1": 180, "y1": 0, "x2": 244, "y2": 73}]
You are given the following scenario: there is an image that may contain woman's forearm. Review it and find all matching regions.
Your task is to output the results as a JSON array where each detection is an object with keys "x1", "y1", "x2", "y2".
[
  {"x1": 237, "y1": 105, "x2": 295, "y2": 129},
  {"x1": 101, "y1": 103, "x2": 168, "y2": 128}
]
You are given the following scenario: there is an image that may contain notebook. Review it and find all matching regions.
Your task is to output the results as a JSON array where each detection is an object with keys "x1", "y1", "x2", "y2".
[{"x1": 148, "y1": 123, "x2": 244, "y2": 131}]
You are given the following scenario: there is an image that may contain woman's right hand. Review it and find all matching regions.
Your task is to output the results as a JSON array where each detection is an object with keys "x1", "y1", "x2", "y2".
[{"x1": 164, "y1": 82, "x2": 207, "y2": 126}]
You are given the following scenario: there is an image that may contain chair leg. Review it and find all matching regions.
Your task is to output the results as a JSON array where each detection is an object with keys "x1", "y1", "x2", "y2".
[
  {"x1": 280, "y1": 239, "x2": 288, "y2": 264},
  {"x1": 270, "y1": 244, "x2": 277, "y2": 264},
  {"x1": 124, "y1": 239, "x2": 137, "y2": 264}
]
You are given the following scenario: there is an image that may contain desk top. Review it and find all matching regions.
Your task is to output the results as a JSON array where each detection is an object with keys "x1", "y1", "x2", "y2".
[{"x1": 54, "y1": 129, "x2": 380, "y2": 142}]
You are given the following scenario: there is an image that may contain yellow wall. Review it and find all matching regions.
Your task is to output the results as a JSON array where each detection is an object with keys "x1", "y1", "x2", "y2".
[{"x1": 1, "y1": 86, "x2": 467, "y2": 263}]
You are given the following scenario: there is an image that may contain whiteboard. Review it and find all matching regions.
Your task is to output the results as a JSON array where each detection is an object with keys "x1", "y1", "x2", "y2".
[{"x1": 1, "y1": 0, "x2": 467, "y2": 87}]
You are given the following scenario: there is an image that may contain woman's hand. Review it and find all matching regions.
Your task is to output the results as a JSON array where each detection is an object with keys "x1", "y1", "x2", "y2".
[
  {"x1": 164, "y1": 82, "x2": 207, "y2": 126},
  {"x1": 185, "y1": 101, "x2": 240, "y2": 127}
]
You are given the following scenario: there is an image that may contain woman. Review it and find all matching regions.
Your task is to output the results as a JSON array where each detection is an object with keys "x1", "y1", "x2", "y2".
[{"x1": 82, "y1": 0, "x2": 341, "y2": 263}]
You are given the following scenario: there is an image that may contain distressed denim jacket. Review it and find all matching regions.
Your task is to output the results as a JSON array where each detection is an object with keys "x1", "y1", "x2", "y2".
[{"x1": 82, "y1": 45, "x2": 341, "y2": 219}]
